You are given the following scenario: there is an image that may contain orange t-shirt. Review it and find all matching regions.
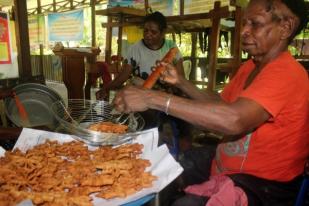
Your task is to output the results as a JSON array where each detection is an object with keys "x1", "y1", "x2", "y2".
[{"x1": 211, "y1": 52, "x2": 309, "y2": 181}]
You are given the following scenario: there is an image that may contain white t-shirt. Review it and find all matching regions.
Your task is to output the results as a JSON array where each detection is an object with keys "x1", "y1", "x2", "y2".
[{"x1": 124, "y1": 39, "x2": 182, "y2": 77}]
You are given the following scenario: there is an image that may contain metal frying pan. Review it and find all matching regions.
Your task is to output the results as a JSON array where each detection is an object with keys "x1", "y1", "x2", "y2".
[{"x1": 4, "y1": 83, "x2": 65, "y2": 129}]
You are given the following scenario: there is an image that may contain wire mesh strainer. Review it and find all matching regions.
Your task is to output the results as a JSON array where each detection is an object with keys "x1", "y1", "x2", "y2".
[{"x1": 51, "y1": 99, "x2": 145, "y2": 146}]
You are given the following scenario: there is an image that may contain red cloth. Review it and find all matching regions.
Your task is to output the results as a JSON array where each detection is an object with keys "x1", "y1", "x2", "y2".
[
  {"x1": 89, "y1": 62, "x2": 112, "y2": 86},
  {"x1": 212, "y1": 51, "x2": 309, "y2": 181},
  {"x1": 185, "y1": 175, "x2": 247, "y2": 206}
]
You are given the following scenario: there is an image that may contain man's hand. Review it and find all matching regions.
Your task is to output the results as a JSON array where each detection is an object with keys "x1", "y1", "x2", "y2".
[
  {"x1": 159, "y1": 62, "x2": 185, "y2": 87},
  {"x1": 113, "y1": 86, "x2": 149, "y2": 113},
  {"x1": 130, "y1": 76, "x2": 144, "y2": 86},
  {"x1": 95, "y1": 87, "x2": 109, "y2": 101}
]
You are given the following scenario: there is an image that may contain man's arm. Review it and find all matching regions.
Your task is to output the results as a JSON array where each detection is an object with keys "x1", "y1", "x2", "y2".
[
  {"x1": 114, "y1": 87, "x2": 270, "y2": 138},
  {"x1": 105, "y1": 64, "x2": 132, "y2": 91},
  {"x1": 161, "y1": 63, "x2": 221, "y2": 101},
  {"x1": 96, "y1": 64, "x2": 132, "y2": 100}
]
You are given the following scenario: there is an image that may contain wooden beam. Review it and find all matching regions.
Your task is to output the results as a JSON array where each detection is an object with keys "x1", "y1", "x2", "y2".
[
  {"x1": 207, "y1": 1, "x2": 221, "y2": 91},
  {"x1": 167, "y1": 6, "x2": 230, "y2": 23},
  {"x1": 230, "y1": 6, "x2": 242, "y2": 77},
  {"x1": 101, "y1": 22, "x2": 142, "y2": 28},
  {"x1": 180, "y1": 0, "x2": 184, "y2": 16},
  {"x1": 53, "y1": 0, "x2": 56, "y2": 12},
  {"x1": 96, "y1": 7, "x2": 146, "y2": 17},
  {"x1": 37, "y1": 0, "x2": 41, "y2": 13},
  {"x1": 190, "y1": 32, "x2": 197, "y2": 80},
  {"x1": 105, "y1": 16, "x2": 112, "y2": 64},
  {"x1": 190, "y1": 80, "x2": 208, "y2": 86},
  {"x1": 144, "y1": 0, "x2": 149, "y2": 13},
  {"x1": 90, "y1": 0, "x2": 96, "y2": 47},
  {"x1": 116, "y1": 13, "x2": 123, "y2": 71},
  {"x1": 37, "y1": 0, "x2": 44, "y2": 76},
  {"x1": 14, "y1": 0, "x2": 32, "y2": 79},
  {"x1": 70, "y1": 0, "x2": 74, "y2": 10}
]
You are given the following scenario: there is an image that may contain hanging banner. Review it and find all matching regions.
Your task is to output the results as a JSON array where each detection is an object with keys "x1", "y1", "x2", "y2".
[
  {"x1": 48, "y1": 9, "x2": 84, "y2": 41},
  {"x1": 108, "y1": 0, "x2": 133, "y2": 7},
  {"x1": 0, "y1": 12, "x2": 12, "y2": 64},
  {"x1": 28, "y1": 14, "x2": 46, "y2": 44},
  {"x1": 108, "y1": 0, "x2": 144, "y2": 7},
  {"x1": 148, "y1": 0, "x2": 174, "y2": 16}
]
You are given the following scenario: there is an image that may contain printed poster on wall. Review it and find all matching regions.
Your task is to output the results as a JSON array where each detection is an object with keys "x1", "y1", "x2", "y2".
[
  {"x1": 28, "y1": 14, "x2": 46, "y2": 44},
  {"x1": 0, "y1": 12, "x2": 12, "y2": 64},
  {"x1": 48, "y1": 9, "x2": 84, "y2": 41},
  {"x1": 148, "y1": 0, "x2": 174, "y2": 16}
]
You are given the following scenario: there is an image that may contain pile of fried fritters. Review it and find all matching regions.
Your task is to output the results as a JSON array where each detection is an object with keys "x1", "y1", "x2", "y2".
[
  {"x1": 88, "y1": 121, "x2": 128, "y2": 134},
  {"x1": 0, "y1": 140, "x2": 156, "y2": 206}
]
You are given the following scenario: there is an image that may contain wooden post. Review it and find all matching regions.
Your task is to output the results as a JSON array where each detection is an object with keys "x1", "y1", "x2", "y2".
[
  {"x1": 91, "y1": 0, "x2": 96, "y2": 47},
  {"x1": 70, "y1": 0, "x2": 73, "y2": 10},
  {"x1": 37, "y1": 0, "x2": 41, "y2": 14},
  {"x1": 190, "y1": 32, "x2": 197, "y2": 81},
  {"x1": 144, "y1": 0, "x2": 149, "y2": 13},
  {"x1": 116, "y1": 14, "x2": 123, "y2": 72},
  {"x1": 105, "y1": 16, "x2": 112, "y2": 64},
  {"x1": 172, "y1": 32, "x2": 176, "y2": 43},
  {"x1": 180, "y1": 0, "x2": 184, "y2": 15},
  {"x1": 14, "y1": 0, "x2": 32, "y2": 79},
  {"x1": 231, "y1": 6, "x2": 242, "y2": 77},
  {"x1": 53, "y1": 0, "x2": 56, "y2": 12},
  {"x1": 37, "y1": 0, "x2": 44, "y2": 76},
  {"x1": 207, "y1": 1, "x2": 221, "y2": 91}
]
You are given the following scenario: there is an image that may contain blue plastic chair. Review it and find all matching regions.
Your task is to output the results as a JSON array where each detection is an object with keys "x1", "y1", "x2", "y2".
[
  {"x1": 295, "y1": 160, "x2": 309, "y2": 206},
  {"x1": 156, "y1": 111, "x2": 181, "y2": 160},
  {"x1": 168, "y1": 118, "x2": 180, "y2": 160}
]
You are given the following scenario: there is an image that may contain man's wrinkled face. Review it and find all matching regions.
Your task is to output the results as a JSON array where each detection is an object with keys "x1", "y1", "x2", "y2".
[
  {"x1": 241, "y1": 0, "x2": 283, "y2": 56},
  {"x1": 143, "y1": 21, "x2": 164, "y2": 48}
]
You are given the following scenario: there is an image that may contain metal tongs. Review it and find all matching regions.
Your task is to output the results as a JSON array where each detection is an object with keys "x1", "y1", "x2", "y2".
[{"x1": 110, "y1": 109, "x2": 139, "y2": 132}]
